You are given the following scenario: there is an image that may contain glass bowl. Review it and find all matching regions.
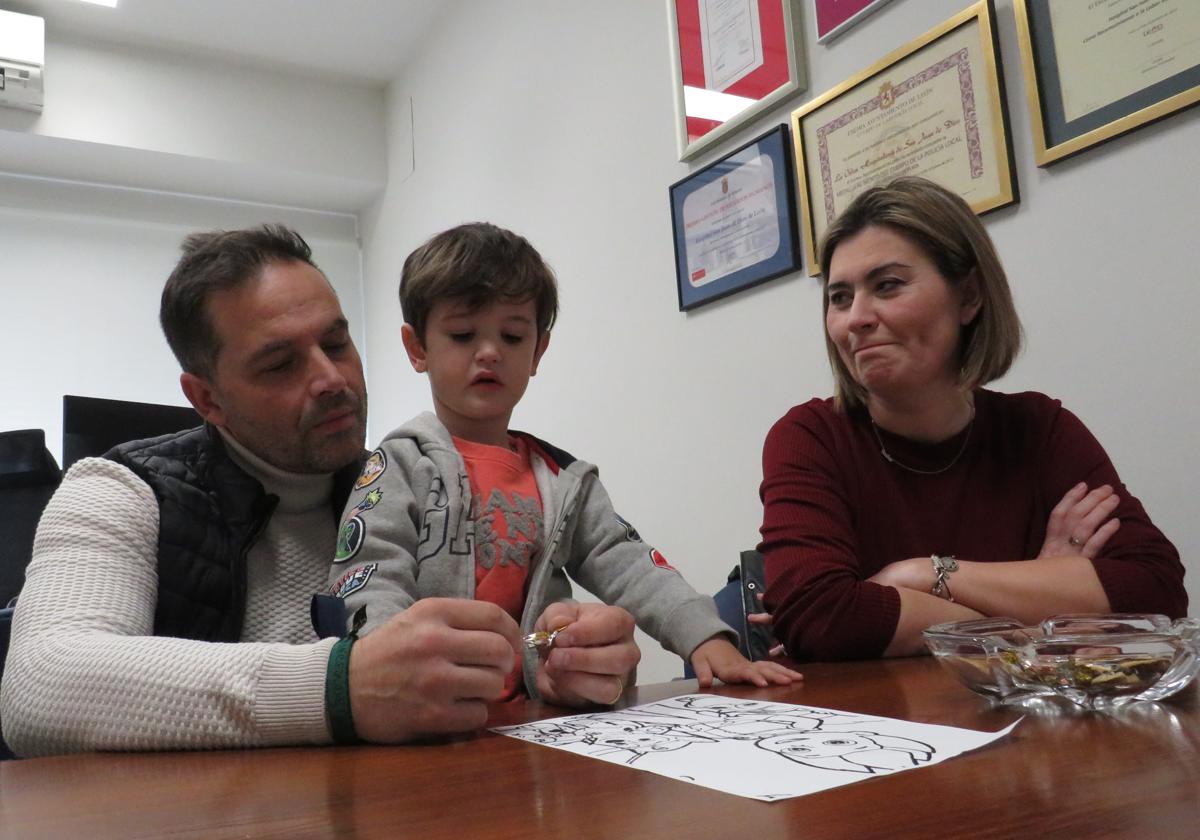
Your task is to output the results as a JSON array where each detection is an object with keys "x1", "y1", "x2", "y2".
[
  {"x1": 1041, "y1": 613, "x2": 1172, "y2": 635},
  {"x1": 926, "y1": 613, "x2": 1200, "y2": 711},
  {"x1": 923, "y1": 617, "x2": 1049, "y2": 701},
  {"x1": 999, "y1": 619, "x2": 1200, "y2": 710}
]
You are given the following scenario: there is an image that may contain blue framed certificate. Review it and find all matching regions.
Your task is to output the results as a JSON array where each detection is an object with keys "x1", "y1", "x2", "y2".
[{"x1": 669, "y1": 124, "x2": 802, "y2": 311}]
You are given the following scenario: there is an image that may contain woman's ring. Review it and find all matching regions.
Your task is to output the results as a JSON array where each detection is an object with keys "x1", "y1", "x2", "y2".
[{"x1": 1068, "y1": 536, "x2": 1084, "y2": 548}]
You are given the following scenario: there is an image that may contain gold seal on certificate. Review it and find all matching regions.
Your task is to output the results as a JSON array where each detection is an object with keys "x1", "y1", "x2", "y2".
[{"x1": 791, "y1": 1, "x2": 1016, "y2": 274}]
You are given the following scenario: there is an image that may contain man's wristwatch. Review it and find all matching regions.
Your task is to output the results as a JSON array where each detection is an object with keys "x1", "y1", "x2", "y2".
[{"x1": 930, "y1": 554, "x2": 959, "y2": 602}]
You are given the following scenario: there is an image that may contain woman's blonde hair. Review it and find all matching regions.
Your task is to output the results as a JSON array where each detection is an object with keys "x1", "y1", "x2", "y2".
[{"x1": 817, "y1": 176, "x2": 1022, "y2": 411}]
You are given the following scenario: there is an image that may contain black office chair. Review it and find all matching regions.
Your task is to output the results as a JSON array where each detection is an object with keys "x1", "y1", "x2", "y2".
[
  {"x1": 684, "y1": 549, "x2": 774, "y2": 678},
  {"x1": 1, "y1": 605, "x2": 14, "y2": 759},
  {"x1": 0, "y1": 430, "x2": 62, "y2": 608}
]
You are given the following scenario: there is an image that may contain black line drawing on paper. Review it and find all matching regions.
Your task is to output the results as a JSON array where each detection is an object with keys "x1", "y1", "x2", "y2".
[
  {"x1": 755, "y1": 730, "x2": 933, "y2": 774},
  {"x1": 501, "y1": 695, "x2": 925, "y2": 770},
  {"x1": 495, "y1": 694, "x2": 1017, "y2": 801}
]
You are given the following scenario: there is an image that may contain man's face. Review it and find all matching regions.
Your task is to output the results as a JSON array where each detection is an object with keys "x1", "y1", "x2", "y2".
[{"x1": 183, "y1": 260, "x2": 367, "y2": 473}]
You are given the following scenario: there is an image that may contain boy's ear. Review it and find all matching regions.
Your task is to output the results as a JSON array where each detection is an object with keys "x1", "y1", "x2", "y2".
[
  {"x1": 180, "y1": 372, "x2": 227, "y2": 427},
  {"x1": 401, "y1": 324, "x2": 428, "y2": 373},
  {"x1": 530, "y1": 331, "x2": 551, "y2": 376}
]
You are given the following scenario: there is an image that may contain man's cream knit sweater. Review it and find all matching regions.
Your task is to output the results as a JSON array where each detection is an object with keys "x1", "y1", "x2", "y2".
[{"x1": 1, "y1": 436, "x2": 340, "y2": 756}]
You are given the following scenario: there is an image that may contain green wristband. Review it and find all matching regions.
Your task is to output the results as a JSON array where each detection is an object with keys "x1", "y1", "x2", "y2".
[{"x1": 325, "y1": 635, "x2": 359, "y2": 745}]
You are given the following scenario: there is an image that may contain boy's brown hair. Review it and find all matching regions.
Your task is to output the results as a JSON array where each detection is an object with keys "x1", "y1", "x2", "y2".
[{"x1": 400, "y1": 222, "x2": 559, "y2": 340}]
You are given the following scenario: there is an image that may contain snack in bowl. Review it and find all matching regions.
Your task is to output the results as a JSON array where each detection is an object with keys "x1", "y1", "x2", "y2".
[
  {"x1": 927, "y1": 613, "x2": 1200, "y2": 711},
  {"x1": 999, "y1": 629, "x2": 1195, "y2": 710},
  {"x1": 922, "y1": 618, "x2": 1049, "y2": 701}
]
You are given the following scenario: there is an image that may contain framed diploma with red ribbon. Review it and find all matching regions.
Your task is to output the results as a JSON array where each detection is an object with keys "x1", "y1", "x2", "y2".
[{"x1": 667, "y1": 0, "x2": 807, "y2": 161}]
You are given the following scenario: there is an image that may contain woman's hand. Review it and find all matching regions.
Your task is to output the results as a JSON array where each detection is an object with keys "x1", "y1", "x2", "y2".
[
  {"x1": 1039, "y1": 482, "x2": 1121, "y2": 559},
  {"x1": 747, "y1": 593, "x2": 786, "y2": 657},
  {"x1": 867, "y1": 557, "x2": 934, "y2": 592}
]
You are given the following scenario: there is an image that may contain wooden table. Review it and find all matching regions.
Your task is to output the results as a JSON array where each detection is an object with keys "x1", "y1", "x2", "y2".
[{"x1": 2, "y1": 657, "x2": 1198, "y2": 839}]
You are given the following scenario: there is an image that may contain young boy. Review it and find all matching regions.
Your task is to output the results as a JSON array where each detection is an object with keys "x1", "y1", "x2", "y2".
[{"x1": 327, "y1": 223, "x2": 799, "y2": 704}]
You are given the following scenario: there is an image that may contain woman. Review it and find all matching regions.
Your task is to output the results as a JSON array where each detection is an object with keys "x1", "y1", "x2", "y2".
[{"x1": 759, "y1": 177, "x2": 1186, "y2": 661}]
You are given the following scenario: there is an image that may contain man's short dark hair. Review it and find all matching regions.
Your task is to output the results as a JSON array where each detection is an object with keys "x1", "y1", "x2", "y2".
[
  {"x1": 399, "y1": 222, "x2": 559, "y2": 340},
  {"x1": 160, "y1": 224, "x2": 318, "y2": 378}
]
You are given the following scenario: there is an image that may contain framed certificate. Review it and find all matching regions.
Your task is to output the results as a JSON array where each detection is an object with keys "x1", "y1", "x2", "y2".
[
  {"x1": 667, "y1": 0, "x2": 807, "y2": 162},
  {"x1": 1015, "y1": 0, "x2": 1200, "y2": 166},
  {"x1": 791, "y1": 0, "x2": 1016, "y2": 275},
  {"x1": 669, "y1": 125, "x2": 802, "y2": 311},
  {"x1": 813, "y1": 0, "x2": 897, "y2": 45}
]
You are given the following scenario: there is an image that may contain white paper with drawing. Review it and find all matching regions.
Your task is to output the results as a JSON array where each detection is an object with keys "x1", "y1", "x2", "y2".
[{"x1": 493, "y1": 695, "x2": 1020, "y2": 801}]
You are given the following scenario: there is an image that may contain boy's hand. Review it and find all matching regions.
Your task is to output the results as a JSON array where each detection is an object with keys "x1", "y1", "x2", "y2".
[
  {"x1": 534, "y1": 602, "x2": 641, "y2": 708},
  {"x1": 348, "y1": 598, "x2": 521, "y2": 744},
  {"x1": 689, "y1": 637, "x2": 803, "y2": 689}
]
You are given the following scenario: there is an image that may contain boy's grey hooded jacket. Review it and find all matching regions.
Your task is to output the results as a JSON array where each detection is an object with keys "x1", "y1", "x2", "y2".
[{"x1": 326, "y1": 412, "x2": 733, "y2": 697}]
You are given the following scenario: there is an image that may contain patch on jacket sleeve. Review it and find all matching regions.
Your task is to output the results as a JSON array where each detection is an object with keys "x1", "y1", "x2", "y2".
[
  {"x1": 615, "y1": 513, "x2": 642, "y2": 542},
  {"x1": 354, "y1": 449, "x2": 387, "y2": 490},
  {"x1": 334, "y1": 516, "x2": 366, "y2": 562},
  {"x1": 347, "y1": 488, "x2": 383, "y2": 519},
  {"x1": 649, "y1": 548, "x2": 677, "y2": 572},
  {"x1": 330, "y1": 563, "x2": 377, "y2": 598}
]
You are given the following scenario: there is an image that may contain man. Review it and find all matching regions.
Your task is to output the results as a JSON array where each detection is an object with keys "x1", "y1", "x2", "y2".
[{"x1": 0, "y1": 225, "x2": 638, "y2": 756}]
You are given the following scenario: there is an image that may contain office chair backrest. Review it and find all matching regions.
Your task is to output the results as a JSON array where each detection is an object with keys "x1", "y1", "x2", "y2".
[
  {"x1": 0, "y1": 430, "x2": 61, "y2": 607},
  {"x1": 62, "y1": 395, "x2": 200, "y2": 471},
  {"x1": 1, "y1": 605, "x2": 15, "y2": 759},
  {"x1": 683, "y1": 549, "x2": 773, "y2": 679}
]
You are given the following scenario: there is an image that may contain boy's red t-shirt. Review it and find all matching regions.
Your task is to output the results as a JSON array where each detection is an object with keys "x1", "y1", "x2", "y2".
[{"x1": 452, "y1": 434, "x2": 545, "y2": 698}]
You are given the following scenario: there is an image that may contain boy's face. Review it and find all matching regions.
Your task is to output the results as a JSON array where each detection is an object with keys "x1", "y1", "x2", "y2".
[{"x1": 402, "y1": 298, "x2": 549, "y2": 447}]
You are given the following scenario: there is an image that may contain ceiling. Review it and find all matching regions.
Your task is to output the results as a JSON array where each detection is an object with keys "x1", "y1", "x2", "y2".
[{"x1": 1, "y1": 0, "x2": 448, "y2": 85}]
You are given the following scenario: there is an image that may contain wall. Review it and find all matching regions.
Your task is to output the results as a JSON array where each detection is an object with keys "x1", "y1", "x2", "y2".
[
  {"x1": 362, "y1": 0, "x2": 1200, "y2": 683},
  {"x1": 0, "y1": 33, "x2": 382, "y2": 465},
  {"x1": 0, "y1": 172, "x2": 364, "y2": 466},
  {"x1": 0, "y1": 34, "x2": 386, "y2": 210}
]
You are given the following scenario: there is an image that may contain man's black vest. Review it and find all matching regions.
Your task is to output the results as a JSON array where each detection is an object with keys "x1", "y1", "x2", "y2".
[{"x1": 105, "y1": 426, "x2": 362, "y2": 641}]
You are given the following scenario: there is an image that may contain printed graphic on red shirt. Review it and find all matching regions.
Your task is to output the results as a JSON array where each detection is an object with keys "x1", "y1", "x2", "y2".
[
  {"x1": 473, "y1": 489, "x2": 544, "y2": 574},
  {"x1": 454, "y1": 435, "x2": 545, "y2": 701}
]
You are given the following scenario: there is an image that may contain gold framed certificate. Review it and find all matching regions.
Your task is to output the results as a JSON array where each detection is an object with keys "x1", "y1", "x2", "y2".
[
  {"x1": 790, "y1": 1, "x2": 1016, "y2": 275},
  {"x1": 1015, "y1": 0, "x2": 1200, "y2": 166}
]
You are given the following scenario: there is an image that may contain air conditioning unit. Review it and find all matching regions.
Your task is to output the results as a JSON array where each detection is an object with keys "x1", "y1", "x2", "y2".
[{"x1": 0, "y1": 9, "x2": 45, "y2": 113}]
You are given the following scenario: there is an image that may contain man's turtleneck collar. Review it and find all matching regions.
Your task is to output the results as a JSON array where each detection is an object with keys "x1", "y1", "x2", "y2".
[{"x1": 217, "y1": 428, "x2": 333, "y2": 515}]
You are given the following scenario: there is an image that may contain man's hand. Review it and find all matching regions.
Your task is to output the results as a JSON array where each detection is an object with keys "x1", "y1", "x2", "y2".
[
  {"x1": 688, "y1": 637, "x2": 803, "y2": 688},
  {"x1": 534, "y1": 603, "x2": 641, "y2": 708},
  {"x1": 348, "y1": 598, "x2": 521, "y2": 744}
]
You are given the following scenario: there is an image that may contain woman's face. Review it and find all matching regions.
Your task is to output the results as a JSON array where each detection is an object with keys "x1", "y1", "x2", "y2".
[{"x1": 825, "y1": 225, "x2": 979, "y2": 402}]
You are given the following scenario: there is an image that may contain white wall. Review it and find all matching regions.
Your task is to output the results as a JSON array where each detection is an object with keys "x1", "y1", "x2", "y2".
[
  {"x1": 362, "y1": 0, "x2": 1200, "y2": 683},
  {"x1": 0, "y1": 31, "x2": 384, "y2": 464},
  {"x1": 0, "y1": 172, "x2": 364, "y2": 466},
  {"x1": 0, "y1": 35, "x2": 387, "y2": 211}
]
